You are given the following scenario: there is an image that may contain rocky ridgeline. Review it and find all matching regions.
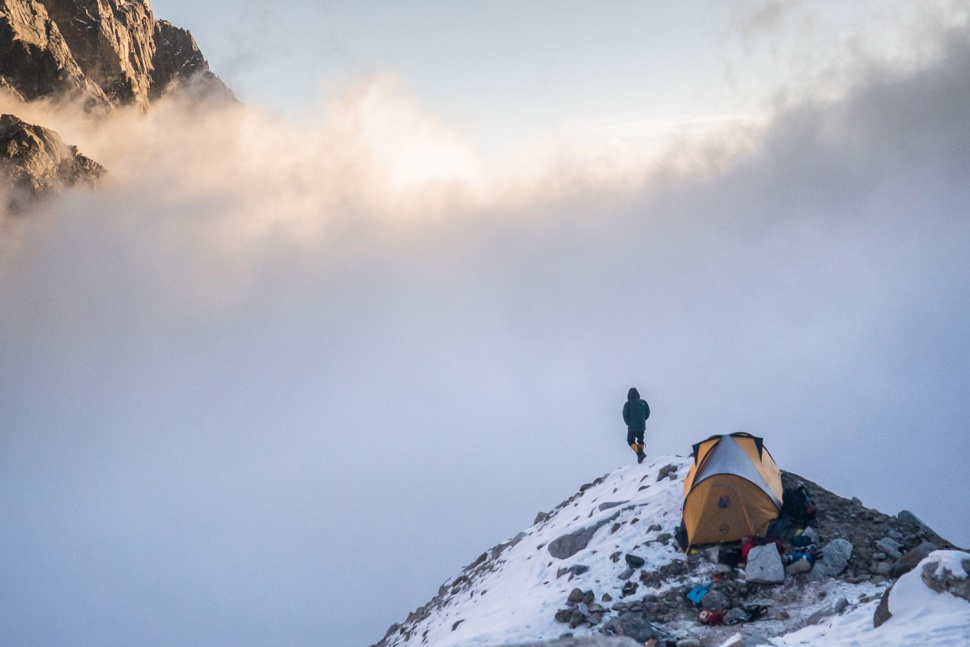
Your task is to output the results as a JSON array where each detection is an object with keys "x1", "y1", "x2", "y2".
[
  {"x1": 0, "y1": 0, "x2": 232, "y2": 210},
  {"x1": 1, "y1": 113, "x2": 104, "y2": 210},
  {"x1": 373, "y1": 462, "x2": 963, "y2": 647}
]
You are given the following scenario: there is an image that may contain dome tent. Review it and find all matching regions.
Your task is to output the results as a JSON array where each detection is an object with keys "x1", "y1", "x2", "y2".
[{"x1": 682, "y1": 432, "x2": 784, "y2": 548}]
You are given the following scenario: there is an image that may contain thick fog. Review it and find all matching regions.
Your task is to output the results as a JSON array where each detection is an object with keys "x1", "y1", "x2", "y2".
[{"x1": 3, "y1": 22, "x2": 970, "y2": 647}]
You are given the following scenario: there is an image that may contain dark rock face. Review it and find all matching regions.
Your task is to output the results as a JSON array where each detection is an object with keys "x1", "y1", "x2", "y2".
[
  {"x1": 0, "y1": 0, "x2": 111, "y2": 110},
  {"x1": 1, "y1": 0, "x2": 232, "y2": 211},
  {"x1": 0, "y1": 0, "x2": 232, "y2": 110},
  {"x1": 1, "y1": 112, "x2": 105, "y2": 209}
]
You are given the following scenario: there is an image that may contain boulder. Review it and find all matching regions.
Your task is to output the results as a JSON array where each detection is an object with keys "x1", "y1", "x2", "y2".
[
  {"x1": 873, "y1": 590, "x2": 893, "y2": 628},
  {"x1": 700, "y1": 589, "x2": 729, "y2": 612},
  {"x1": 745, "y1": 545, "x2": 785, "y2": 584},
  {"x1": 875, "y1": 537, "x2": 903, "y2": 560},
  {"x1": 809, "y1": 538, "x2": 853, "y2": 581},
  {"x1": 896, "y1": 510, "x2": 931, "y2": 530},
  {"x1": 892, "y1": 541, "x2": 938, "y2": 578},
  {"x1": 600, "y1": 610, "x2": 657, "y2": 643},
  {"x1": 785, "y1": 557, "x2": 813, "y2": 575},
  {"x1": 624, "y1": 553, "x2": 645, "y2": 569},
  {"x1": 919, "y1": 551, "x2": 970, "y2": 603},
  {"x1": 548, "y1": 513, "x2": 619, "y2": 559}
]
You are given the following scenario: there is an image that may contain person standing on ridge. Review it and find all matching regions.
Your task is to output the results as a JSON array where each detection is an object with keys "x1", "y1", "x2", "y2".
[{"x1": 623, "y1": 387, "x2": 650, "y2": 463}]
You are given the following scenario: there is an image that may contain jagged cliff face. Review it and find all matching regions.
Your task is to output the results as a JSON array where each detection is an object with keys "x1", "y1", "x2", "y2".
[
  {"x1": 0, "y1": 0, "x2": 232, "y2": 212},
  {"x1": 0, "y1": 0, "x2": 231, "y2": 111},
  {"x1": 1, "y1": 112, "x2": 105, "y2": 211}
]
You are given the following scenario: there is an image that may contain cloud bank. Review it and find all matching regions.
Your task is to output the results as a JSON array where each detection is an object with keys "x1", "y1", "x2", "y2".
[{"x1": 2, "y1": 20, "x2": 970, "y2": 647}]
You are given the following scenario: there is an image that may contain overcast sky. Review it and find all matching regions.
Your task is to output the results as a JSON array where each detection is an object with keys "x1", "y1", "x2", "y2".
[{"x1": 2, "y1": 2, "x2": 970, "y2": 646}]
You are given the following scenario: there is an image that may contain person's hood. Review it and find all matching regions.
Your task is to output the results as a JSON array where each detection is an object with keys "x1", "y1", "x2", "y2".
[{"x1": 627, "y1": 387, "x2": 640, "y2": 401}]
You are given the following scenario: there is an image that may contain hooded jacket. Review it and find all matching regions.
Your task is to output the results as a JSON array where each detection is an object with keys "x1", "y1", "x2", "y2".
[{"x1": 622, "y1": 387, "x2": 650, "y2": 432}]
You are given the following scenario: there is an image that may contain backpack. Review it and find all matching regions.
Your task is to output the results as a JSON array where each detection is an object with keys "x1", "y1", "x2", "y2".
[{"x1": 782, "y1": 485, "x2": 817, "y2": 524}]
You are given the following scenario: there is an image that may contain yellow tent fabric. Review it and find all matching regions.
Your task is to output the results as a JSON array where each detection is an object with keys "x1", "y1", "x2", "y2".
[{"x1": 682, "y1": 433, "x2": 783, "y2": 547}]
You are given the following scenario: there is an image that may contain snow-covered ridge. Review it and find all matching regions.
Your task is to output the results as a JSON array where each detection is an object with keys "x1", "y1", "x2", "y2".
[
  {"x1": 373, "y1": 456, "x2": 969, "y2": 647},
  {"x1": 376, "y1": 457, "x2": 693, "y2": 646}
]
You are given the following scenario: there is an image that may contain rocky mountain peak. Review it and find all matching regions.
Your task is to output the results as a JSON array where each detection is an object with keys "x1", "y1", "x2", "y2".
[
  {"x1": 1, "y1": 112, "x2": 105, "y2": 212},
  {"x1": 0, "y1": 0, "x2": 233, "y2": 212},
  {"x1": 0, "y1": 0, "x2": 232, "y2": 111},
  {"x1": 372, "y1": 457, "x2": 966, "y2": 647}
]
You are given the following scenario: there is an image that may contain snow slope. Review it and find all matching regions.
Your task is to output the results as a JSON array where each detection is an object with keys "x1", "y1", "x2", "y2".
[
  {"x1": 375, "y1": 456, "x2": 970, "y2": 647},
  {"x1": 766, "y1": 551, "x2": 970, "y2": 647}
]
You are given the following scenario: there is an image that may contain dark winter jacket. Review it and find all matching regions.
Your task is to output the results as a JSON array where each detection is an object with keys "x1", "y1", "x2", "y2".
[{"x1": 622, "y1": 387, "x2": 650, "y2": 432}]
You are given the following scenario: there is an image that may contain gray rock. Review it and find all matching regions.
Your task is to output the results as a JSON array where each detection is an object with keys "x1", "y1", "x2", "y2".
[
  {"x1": 722, "y1": 607, "x2": 749, "y2": 625},
  {"x1": 599, "y1": 501, "x2": 629, "y2": 511},
  {"x1": 785, "y1": 557, "x2": 813, "y2": 575},
  {"x1": 568, "y1": 588, "x2": 585, "y2": 603},
  {"x1": 675, "y1": 639, "x2": 701, "y2": 647},
  {"x1": 745, "y1": 545, "x2": 785, "y2": 584},
  {"x1": 873, "y1": 590, "x2": 893, "y2": 627},
  {"x1": 657, "y1": 464, "x2": 679, "y2": 481},
  {"x1": 618, "y1": 567, "x2": 635, "y2": 581},
  {"x1": 920, "y1": 553, "x2": 970, "y2": 603},
  {"x1": 506, "y1": 638, "x2": 643, "y2": 647},
  {"x1": 870, "y1": 561, "x2": 893, "y2": 577},
  {"x1": 701, "y1": 589, "x2": 729, "y2": 612},
  {"x1": 647, "y1": 523, "x2": 663, "y2": 533},
  {"x1": 875, "y1": 537, "x2": 903, "y2": 560},
  {"x1": 600, "y1": 610, "x2": 657, "y2": 643},
  {"x1": 809, "y1": 538, "x2": 853, "y2": 581},
  {"x1": 549, "y1": 513, "x2": 619, "y2": 559},
  {"x1": 892, "y1": 541, "x2": 938, "y2": 578},
  {"x1": 801, "y1": 526, "x2": 820, "y2": 543},
  {"x1": 896, "y1": 510, "x2": 931, "y2": 530},
  {"x1": 534, "y1": 511, "x2": 551, "y2": 525},
  {"x1": 834, "y1": 597, "x2": 849, "y2": 614},
  {"x1": 624, "y1": 553, "x2": 645, "y2": 568}
]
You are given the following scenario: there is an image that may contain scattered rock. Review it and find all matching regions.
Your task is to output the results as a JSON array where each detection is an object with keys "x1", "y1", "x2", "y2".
[
  {"x1": 624, "y1": 554, "x2": 645, "y2": 569},
  {"x1": 568, "y1": 588, "x2": 585, "y2": 603},
  {"x1": 620, "y1": 581, "x2": 639, "y2": 597},
  {"x1": 506, "y1": 638, "x2": 644, "y2": 647},
  {"x1": 535, "y1": 512, "x2": 551, "y2": 525},
  {"x1": 657, "y1": 464, "x2": 678, "y2": 482}
]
